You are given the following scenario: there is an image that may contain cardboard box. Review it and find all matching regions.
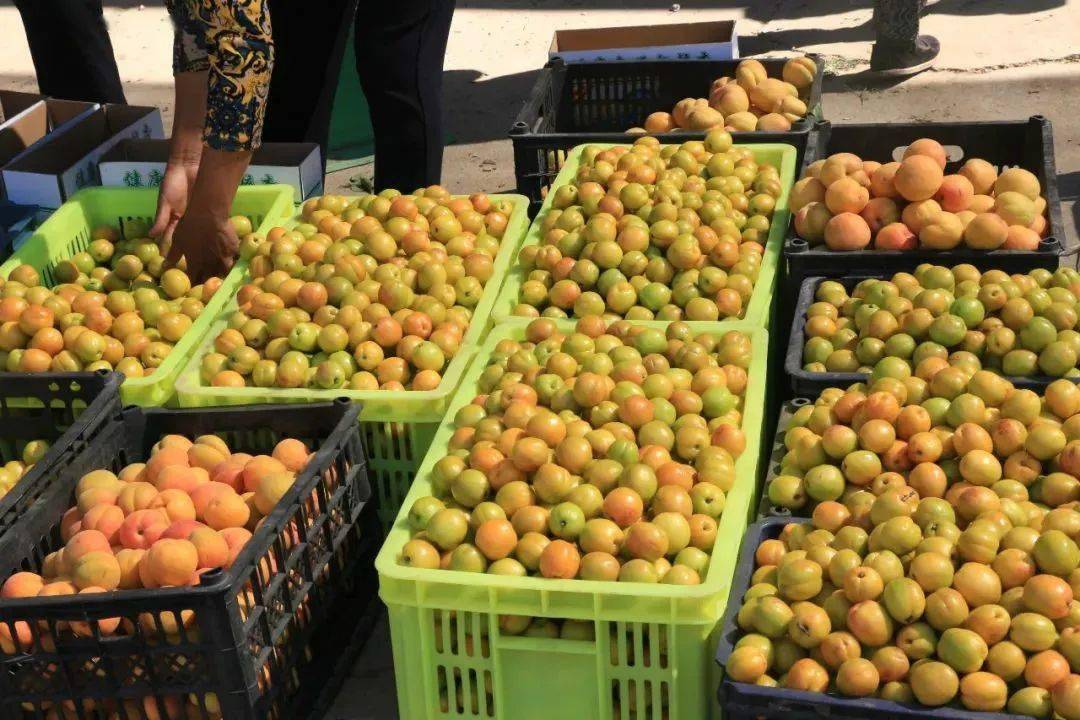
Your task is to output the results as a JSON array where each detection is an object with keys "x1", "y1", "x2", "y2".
[
  {"x1": 2, "y1": 104, "x2": 164, "y2": 208},
  {"x1": 0, "y1": 92, "x2": 98, "y2": 199},
  {"x1": 549, "y1": 20, "x2": 738, "y2": 63},
  {"x1": 98, "y1": 139, "x2": 323, "y2": 201}
]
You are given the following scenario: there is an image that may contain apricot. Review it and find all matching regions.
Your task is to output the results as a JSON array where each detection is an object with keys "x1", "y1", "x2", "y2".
[
  {"x1": 794, "y1": 203, "x2": 831, "y2": 244},
  {"x1": 117, "y1": 482, "x2": 159, "y2": 514},
  {"x1": 149, "y1": 489, "x2": 197, "y2": 523},
  {"x1": 76, "y1": 469, "x2": 121, "y2": 497},
  {"x1": 959, "y1": 158, "x2": 998, "y2": 194},
  {"x1": 1025, "y1": 650, "x2": 1071, "y2": 690},
  {"x1": 65, "y1": 529, "x2": 112, "y2": 566},
  {"x1": 1004, "y1": 225, "x2": 1041, "y2": 250},
  {"x1": 875, "y1": 222, "x2": 917, "y2": 251},
  {"x1": 253, "y1": 472, "x2": 295, "y2": 516},
  {"x1": 783, "y1": 55, "x2": 817, "y2": 90},
  {"x1": 0, "y1": 618, "x2": 34, "y2": 653},
  {"x1": 904, "y1": 138, "x2": 948, "y2": 168},
  {"x1": 187, "y1": 443, "x2": 227, "y2": 473},
  {"x1": 189, "y1": 527, "x2": 230, "y2": 569},
  {"x1": 241, "y1": 456, "x2": 288, "y2": 493},
  {"x1": 959, "y1": 671, "x2": 1007, "y2": 711},
  {"x1": 1, "y1": 571, "x2": 44, "y2": 598},
  {"x1": 870, "y1": 162, "x2": 900, "y2": 198},
  {"x1": 935, "y1": 174, "x2": 974, "y2": 212},
  {"x1": 210, "y1": 460, "x2": 246, "y2": 492},
  {"x1": 161, "y1": 519, "x2": 204, "y2": 541},
  {"x1": 789, "y1": 177, "x2": 826, "y2": 212},
  {"x1": 220, "y1": 527, "x2": 253, "y2": 568},
  {"x1": 968, "y1": 194, "x2": 996, "y2": 213},
  {"x1": 995, "y1": 167, "x2": 1041, "y2": 200},
  {"x1": 142, "y1": 447, "x2": 190, "y2": 485},
  {"x1": 825, "y1": 177, "x2": 870, "y2": 215},
  {"x1": 824, "y1": 213, "x2": 871, "y2": 251},
  {"x1": 995, "y1": 191, "x2": 1037, "y2": 227},
  {"x1": 77, "y1": 486, "x2": 119, "y2": 514},
  {"x1": 919, "y1": 212, "x2": 964, "y2": 250},
  {"x1": 894, "y1": 155, "x2": 944, "y2": 202},
  {"x1": 80, "y1": 504, "x2": 125, "y2": 545},
  {"x1": 963, "y1": 212, "x2": 1008, "y2": 250},
  {"x1": 119, "y1": 509, "x2": 170, "y2": 550},
  {"x1": 116, "y1": 548, "x2": 146, "y2": 589},
  {"x1": 899, "y1": 199, "x2": 940, "y2": 234},
  {"x1": 155, "y1": 465, "x2": 209, "y2": 494},
  {"x1": 643, "y1": 112, "x2": 676, "y2": 133},
  {"x1": 204, "y1": 489, "x2": 252, "y2": 531},
  {"x1": 539, "y1": 539, "x2": 580, "y2": 579},
  {"x1": 145, "y1": 539, "x2": 199, "y2": 587},
  {"x1": 859, "y1": 197, "x2": 900, "y2": 234},
  {"x1": 117, "y1": 463, "x2": 145, "y2": 483},
  {"x1": 272, "y1": 439, "x2": 311, "y2": 473},
  {"x1": 195, "y1": 434, "x2": 230, "y2": 456},
  {"x1": 71, "y1": 551, "x2": 121, "y2": 591},
  {"x1": 190, "y1": 482, "x2": 230, "y2": 518}
]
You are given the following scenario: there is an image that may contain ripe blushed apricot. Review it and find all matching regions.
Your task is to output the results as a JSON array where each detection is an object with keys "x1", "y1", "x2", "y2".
[{"x1": 539, "y1": 540, "x2": 580, "y2": 579}]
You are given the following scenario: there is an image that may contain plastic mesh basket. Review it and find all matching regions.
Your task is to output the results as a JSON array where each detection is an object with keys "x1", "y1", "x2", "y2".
[
  {"x1": 509, "y1": 56, "x2": 821, "y2": 214},
  {"x1": 491, "y1": 141, "x2": 798, "y2": 331},
  {"x1": 174, "y1": 194, "x2": 531, "y2": 531},
  {"x1": 0, "y1": 399, "x2": 373, "y2": 720},
  {"x1": 376, "y1": 320, "x2": 769, "y2": 720},
  {"x1": 0, "y1": 185, "x2": 295, "y2": 406}
]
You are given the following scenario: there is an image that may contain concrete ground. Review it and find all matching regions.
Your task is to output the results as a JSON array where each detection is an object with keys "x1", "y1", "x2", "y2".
[{"x1": 1, "y1": 1, "x2": 1079, "y2": 717}]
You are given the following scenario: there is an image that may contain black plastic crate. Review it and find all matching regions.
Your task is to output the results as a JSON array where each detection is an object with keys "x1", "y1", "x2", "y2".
[
  {"x1": 0, "y1": 398, "x2": 374, "y2": 720},
  {"x1": 509, "y1": 55, "x2": 822, "y2": 213},
  {"x1": 0, "y1": 370, "x2": 122, "y2": 536},
  {"x1": 716, "y1": 516, "x2": 1030, "y2": 720},
  {"x1": 785, "y1": 274, "x2": 1080, "y2": 397},
  {"x1": 784, "y1": 116, "x2": 1066, "y2": 284}
]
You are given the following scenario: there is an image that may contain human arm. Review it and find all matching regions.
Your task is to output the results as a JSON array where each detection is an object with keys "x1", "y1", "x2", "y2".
[
  {"x1": 156, "y1": 0, "x2": 273, "y2": 281},
  {"x1": 148, "y1": 71, "x2": 206, "y2": 247}
]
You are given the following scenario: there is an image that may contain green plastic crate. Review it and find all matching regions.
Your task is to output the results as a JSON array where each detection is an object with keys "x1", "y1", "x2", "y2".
[
  {"x1": 0, "y1": 185, "x2": 295, "y2": 406},
  {"x1": 174, "y1": 193, "x2": 531, "y2": 529},
  {"x1": 375, "y1": 320, "x2": 768, "y2": 720},
  {"x1": 492, "y1": 142, "x2": 798, "y2": 331}
]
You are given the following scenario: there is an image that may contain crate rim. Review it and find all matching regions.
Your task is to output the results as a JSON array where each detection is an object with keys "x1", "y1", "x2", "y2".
[
  {"x1": 172, "y1": 193, "x2": 530, "y2": 420},
  {"x1": 375, "y1": 318, "x2": 769, "y2": 620},
  {"x1": 493, "y1": 140, "x2": 799, "y2": 329}
]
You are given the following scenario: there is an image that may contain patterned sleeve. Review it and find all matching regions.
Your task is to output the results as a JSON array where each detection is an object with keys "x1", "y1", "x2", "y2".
[{"x1": 166, "y1": 0, "x2": 274, "y2": 152}]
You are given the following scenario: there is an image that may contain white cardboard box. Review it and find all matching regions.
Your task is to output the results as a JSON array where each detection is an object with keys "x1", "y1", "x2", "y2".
[
  {"x1": 0, "y1": 92, "x2": 98, "y2": 200},
  {"x1": 2, "y1": 104, "x2": 164, "y2": 208},
  {"x1": 98, "y1": 139, "x2": 323, "y2": 202},
  {"x1": 549, "y1": 20, "x2": 738, "y2": 64}
]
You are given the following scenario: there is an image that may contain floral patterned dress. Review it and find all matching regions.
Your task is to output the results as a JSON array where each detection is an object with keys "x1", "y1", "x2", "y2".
[{"x1": 166, "y1": 0, "x2": 274, "y2": 151}]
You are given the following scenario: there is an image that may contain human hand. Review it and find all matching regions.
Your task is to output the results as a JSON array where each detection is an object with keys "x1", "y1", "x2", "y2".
[
  {"x1": 165, "y1": 204, "x2": 239, "y2": 283},
  {"x1": 149, "y1": 160, "x2": 199, "y2": 248}
]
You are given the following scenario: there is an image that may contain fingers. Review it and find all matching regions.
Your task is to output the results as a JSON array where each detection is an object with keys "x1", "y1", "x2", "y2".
[
  {"x1": 149, "y1": 201, "x2": 174, "y2": 239},
  {"x1": 164, "y1": 233, "x2": 185, "y2": 270}
]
